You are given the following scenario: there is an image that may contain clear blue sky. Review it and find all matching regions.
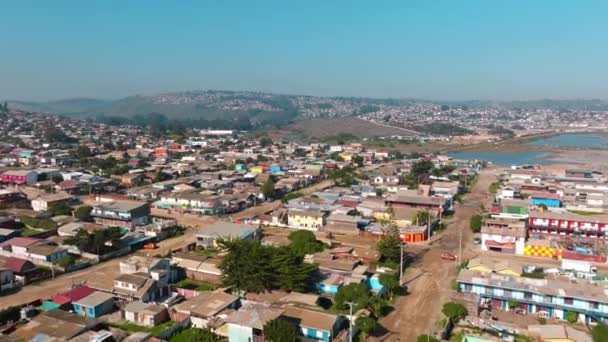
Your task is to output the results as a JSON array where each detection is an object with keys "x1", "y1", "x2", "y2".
[{"x1": 2, "y1": 0, "x2": 608, "y2": 101}]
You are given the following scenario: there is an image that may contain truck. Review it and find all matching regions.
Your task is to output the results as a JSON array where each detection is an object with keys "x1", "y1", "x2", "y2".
[{"x1": 561, "y1": 259, "x2": 597, "y2": 273}]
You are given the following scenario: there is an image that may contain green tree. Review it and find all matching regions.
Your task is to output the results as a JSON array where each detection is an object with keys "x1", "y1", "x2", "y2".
[
  {"x1": 55, "y1": 254, "x2": 76, "y2": 268},
  {"x1": 442, "y1": 302, "x2": 468, "y2": 323},
  {"x1": 51, "y1": 175, "x2": 64, "y2": 184},
  {"x1": 334, "y1": 283, "x2": 371, "y2": 312},
  {"x1": 469, "y1": 214, "x2": 483, "y2": 233},
  {"x1": 410, "y1": 160, "x2": 434, "y2": 179},
  {"x1": 270, "y1": 247, "x2": 318, "y2": 292},
  {"x1": 48, "y1": 202, "x2": 73, "y2": 216},
  {"x1": 73, "y1": 206, "x2": 93, "y2": 221},
  {"x1": 376, "y1": 215, "x2": 401, "y2": 263},
  {"x1": 592, "y1": 323, "x2": 608, "y2": 342},
  {"x1": 260, "y1": 136, "x2": 273, "y2": 148},
  {"x1": 170, "y1": 328, "x2": 221, "y2": 342},
  {"x1": 217, "y1": 238, "x2": 274, "y2": 293},
  {"x1": 417, "y1": 335, "x2": 440, "y2": 342},
  {"x1": 414, "y1": 209, "x2": 431, "y2": 226},
  {"x1": 352, "y1": 155, "x2": 364, "y2": 167},
  {"x1": 288, "y1": 230, "x2": 324, "y2": 256},
  {"x1": 355, "y1": 316, "x2": 377, "y2": 337},
  {"x1": 263, "y1": 318, "x2": 296, "y2": 342},
  {"x1": 261, "y1": 177, "x2": 276, "y2": 198},
  {"x1": 378, "y1": 273, "x2": 400, "y2": 299},
  {"x1": 367, "y1": 296, "x2": 389, "y2": 318}
]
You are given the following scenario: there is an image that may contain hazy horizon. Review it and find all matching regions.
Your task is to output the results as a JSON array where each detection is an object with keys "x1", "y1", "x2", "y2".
[{"x1": 3, "y1": 0, "x2": 608, "y2": 102}]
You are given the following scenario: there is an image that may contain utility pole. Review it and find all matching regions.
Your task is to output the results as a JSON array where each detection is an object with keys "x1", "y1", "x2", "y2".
[
  {"x1": 458, "y1": 227, "x2": 463, "y2": 268},
  {"x1": 400, "y1": 241, "x2": 404, "y2": 285},
  {"x1": 347, "y1": 301, "x2": 354, "y2": 342}
]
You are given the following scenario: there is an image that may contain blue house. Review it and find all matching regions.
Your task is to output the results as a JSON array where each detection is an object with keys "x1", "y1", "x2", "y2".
[
  {"x1": 270, "y1": 165, "x2": 282, "y2": 173},
  {"x1": 283, "y1": 306, "x2": 344, "y2": 342},
  {"x1": 72, "y1": 291, "x2": 115, "y2": 318},
  {"x1": 531, "y1": 194, "x2": 561, "y2": 208},
  {"x1": 234, "y1": 164, "x2": 248, "y2": 172}
]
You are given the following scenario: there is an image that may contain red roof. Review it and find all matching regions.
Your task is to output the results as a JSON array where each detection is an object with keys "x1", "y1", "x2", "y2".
[
  {"x1": 51, "y1": 286, "x2": 96, "y2": 305},
  {"x1": 0, "y1": 237, "x2": 41, "y2": 248},
  {"x1": 338, "y1": 199, "x2": 359, "y2": 208},
  {"x1": 1, "y1": 257, "x2": 36, "y2": 273}
]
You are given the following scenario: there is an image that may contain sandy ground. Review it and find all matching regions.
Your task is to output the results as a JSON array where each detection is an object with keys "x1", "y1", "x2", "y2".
[{"x1": 369, "y1": 168, "x2": 497, "y2": 342}]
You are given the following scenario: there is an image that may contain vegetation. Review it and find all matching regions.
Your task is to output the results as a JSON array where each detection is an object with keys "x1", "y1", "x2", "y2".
[
  {"x1": 469, "y1": 214, "x2": 483, "y2": 233},
  {"x1": 378, "y1": 273, "x2": 400, "y2": 300},
  {"x1": 442, "y1": 302, "x2": 468, "y2": 323},
  {"x1": 263, "y1": 318, "x2": 296, "y2": 342},
  {"x1": 281, "y1": 191, "x2": 302, "y2": 203},
  {"x1": 521, "y1": 271, "x2": 545, "y2": 279},
  {"x1": 355, "y1": 316, "x2": 377, "y2": 338},
  {"x1": 328, "y1": 166, "x2": 358, "y2": 187},
  {"x1": 592, "y1": 323, "x2": 608, "y2": 342},
  {"x1": 47, "y1": 202, "x2": 73, "y2": 216},
  {"x1": 261, "y1": 177, "x2": 276, "y2": 198},
  {"x1": 0, "y1": 306, "x2": 21, "y2": 326},
  {"x1": 217, "y1": 238, "x2": 318, "y2": 293},
  {"x1": 109, "y1": 320, "x2": 177, "y2": 337},
  {"x1": 170, "y1": 328, "x2": 223, "y2": 342},
  {"x1": 175, "y1": 279, "x2": 218, "y2": 291},
  {"x1": 64, "y1": 226, "x2": 124, "y2": 254},
  {"x1": 288, "y1": 230, "x2": 325, "y2": 256},
  {"x1": 54, "y1": 254, "x2": 76, "y2": 268},
  {"x1": 488, "y1": 182, "x2": 500, "y2": 194},
  {"x1": 20, "y1": 216, "x2": 57, "y2": 230},
  {"x1": 334, "y1": 283, "x2": 372, "y2": 312},
  {"x1": 417, "y1": 335, "x2": 440, "y2": 342},
  {"x1": 508, "y1": 299, "x2": 518, "y2": 309},
  {"x1": 414, "y1": 209, "x2": 431, "y2": 226},
  {"x1": 73, "y1": 205, "x2": 93, "y2": 221},
  {"x1": 566, "y1": 311, "x2": 578, "y2": 324},
  {"x1": 376, "y1": 215, "x2": 402, "y2": 264},
  {"x1": 412, "y1": 122, "x2": 474, "y2": 136}
]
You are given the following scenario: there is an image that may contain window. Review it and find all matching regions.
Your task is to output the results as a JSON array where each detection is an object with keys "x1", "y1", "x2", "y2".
[
  {"x1": 592, "y1": 302, "x2": 600, "y2": 309},
  {"x1": 524, "y1": 292, "x2": 533, "y2": 300},
  {"x1": 564, "y1": 298, "x2": 573, "y2": 305}
]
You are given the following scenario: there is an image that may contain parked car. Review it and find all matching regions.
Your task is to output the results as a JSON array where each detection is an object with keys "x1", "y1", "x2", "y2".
[
  {"x1": 473, "y1": 237, "x2": 482, "y2": 245},
  {"x1": 441, "y1": 253, "x2": 457, "y2": 261}
]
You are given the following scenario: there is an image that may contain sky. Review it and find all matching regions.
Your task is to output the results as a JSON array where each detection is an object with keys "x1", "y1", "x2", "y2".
[{"x1": 2, "y1": 0, "x2": 608, "y2": 101}]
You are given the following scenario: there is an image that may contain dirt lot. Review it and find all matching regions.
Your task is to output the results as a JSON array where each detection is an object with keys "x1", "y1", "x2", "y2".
[
  {"x1": 371, "y1": 168, "x2": 497, "y2": 341},
  {"x1": 289, "y1": 117, "x2": 419, "y2": 139}
]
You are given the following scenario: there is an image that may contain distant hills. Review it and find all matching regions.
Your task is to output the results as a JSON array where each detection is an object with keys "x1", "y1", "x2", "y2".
[{"x1": 8, "y1": 90, "x2": 608, "y2": 130}]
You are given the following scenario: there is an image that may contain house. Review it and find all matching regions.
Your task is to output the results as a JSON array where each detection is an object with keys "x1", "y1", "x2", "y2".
[
  {"x1": 224, "y1": 305, "x2": 284, "y2": 342},
  {"x1": 72, "y1": 291, "x2": 115, "y2": 318},
  {"x1": 528, "y1": 210, "x2": 608, "y2": 239},
  {"x1": 385, "y1": 194, "x2": 448, "y2": 214},
  {"x1": 457, "y1": 269, "x2": 608, "y2": 324},
  {"x1": 0, "y1": 228, "x2": 20, "y2": 243},
  {"x1": 172, "y1": 252, "x2": 222, "y2": 284},
  {"x1": 0, "y1": 170, "x2": 38, "y2": 185},
  {"x1": 173, "y1": 291, "x2": 240, "y2": 328},
  {"x1": 119, "y1": 173, "x2": 144, "y2": 187},
  {"x1": 481, "y1": 219, "x2": 527, "y2": 255},
  {"x1": 287, "y1": 209, "x2": 327, "y2": 231},
  {"x1": 528, "y1": 324, "x2": 592, "y2": 342},
  {"x1": 12, "y1": 310, "x2": 98, "y2": 341},
  {"x1": 119, "y1": 256, "x2": 177, "y2": 285},
  {"x1": 0, "y1": 266, "x2": 14, "y2": 293},
  {"x1": 91, "y1": 199, "x2": 150, "y2": 229},
  {"x1": 31, "y1": 192, "x2": 73, "y2": 212},
  {"x1": 565, "y1": 169, "x2": 594, "y2": 179},
  {"x1": 123, "y1": 301, "x2": 168, "y2": 327},
  {"x1": 153, "y1": 192, "x2": 225, "y2": 216},
  {"x1": 51, "y1": 285, "x2": 97, "y2": 309},
  {"x1": 466, "y1": 258, "x2": 521, "y2": 277},
  {"x1": 0, "y1": 257, "x2": 36, "y2": 284},
  {"x1": 282, "y1": 306, "x2": 344, "y2": 342},
  {"x1": 112, "y1": 273, "x2": 159, "y2": 302},
  {"x1": 325, "y1": 213, "x2": 367, "y2": 235},
  {"x1": 196, "y1": 223, "x2": 260, "y2": 249},
  {"x1": 26, "y1": 244, "x2": 68, "y2": 264},
  {"x1": 530, "y1": 193, "x2": 561, "y2": 208}
]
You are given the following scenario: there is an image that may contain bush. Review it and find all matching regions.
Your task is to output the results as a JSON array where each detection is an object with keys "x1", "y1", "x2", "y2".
[
  {"x1": 469, "y1": 214, "x2": 483, "y2": 233},
  {"x1": 73, "y1": 205, "x2": 93, "y2": 221},
  {"x1": 592, "y1": 323, "x2": 608, "y2": 342},
  {"x1": 417, "y1": 335, "x2": 440, "y2": 342},
  {"x1": 0, "y1": 306, "x2": 21, "y2": 326},
  {"x1": 263, "y1": 318, "x2": 296, "y2": 342},
  {"x1": 566, "y1": 311, "x2": 578, "y2": 324},
  {"x1": 442, "y1": 302, "x2": 467, "y2": 323},
  {"x1": 20, "y1": 216, "x2": 57, "y2": 230}
]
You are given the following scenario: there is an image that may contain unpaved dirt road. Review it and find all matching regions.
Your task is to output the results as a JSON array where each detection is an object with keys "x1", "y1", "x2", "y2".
[{"x1": 371, "y1": 169, "x2": 497, "y2": 341}]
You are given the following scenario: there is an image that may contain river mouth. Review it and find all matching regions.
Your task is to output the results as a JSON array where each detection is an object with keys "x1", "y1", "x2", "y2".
[{"x1": 448, "y1": 133, "x2": 608, "y2": 166}]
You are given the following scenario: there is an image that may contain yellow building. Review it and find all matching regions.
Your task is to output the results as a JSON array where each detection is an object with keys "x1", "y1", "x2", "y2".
[
  {"x1": 339, "y1": 153, "x2": 352, "y2": 162},
  {"x1": 287, "y1": 209, "x2": 326, "y2": 231},
  {"x1": 250, "y1": 166, "x2": 264, "y2": 174},
  {"x1": 466, "y1": 258, "x2": 521, "y2": 277}
]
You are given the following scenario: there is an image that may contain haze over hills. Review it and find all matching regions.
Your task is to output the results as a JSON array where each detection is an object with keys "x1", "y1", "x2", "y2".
[{"x1": 8, "y1": 90, "x2": 608, "y2": 132}]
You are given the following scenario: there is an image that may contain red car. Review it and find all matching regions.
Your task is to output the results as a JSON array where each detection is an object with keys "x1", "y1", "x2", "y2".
[{"x1": 441, "y1": 253, "x2": 457, "y2": 261}]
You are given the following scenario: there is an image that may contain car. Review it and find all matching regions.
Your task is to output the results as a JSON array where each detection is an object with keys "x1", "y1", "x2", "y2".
[
  {"x1": 441, "y1": 253, "x2": 457, "y2": 261},
  {"x1": 473, "y1": 237, "x2": 482, "y2": 245}
]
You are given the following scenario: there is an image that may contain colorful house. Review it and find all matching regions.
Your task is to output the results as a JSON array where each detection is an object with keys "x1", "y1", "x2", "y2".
[
  {"x1": 249, "y1": 166, "x2": 264, "y2": 174},
  {"x1": 531, "y1": 193, "x2": 561, "y2": 208},
  {"x1": 72, "y1": 291, "x2": 115, "y2": 318},
  {"x1": 287, "y1": 209, "x2": 327, "y2": 231},
  {"x1": 283, "y1": 306, "x2": 344, "y2": 342}
]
